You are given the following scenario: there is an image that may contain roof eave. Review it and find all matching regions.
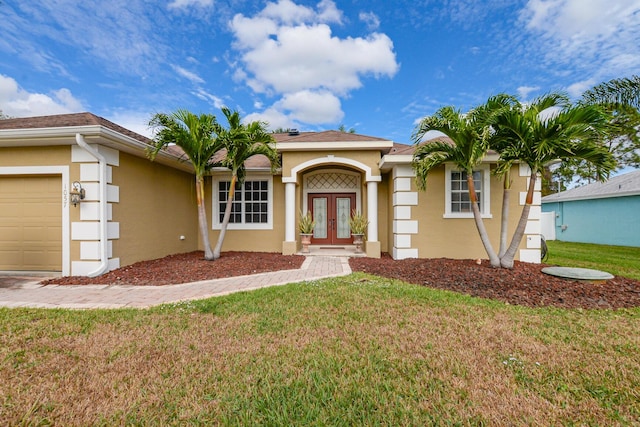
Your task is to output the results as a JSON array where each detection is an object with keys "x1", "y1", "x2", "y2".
[
  {"x1": 542, "y1": 191, "x2": 640, "y2": 203},
  {"x1": 209, "y1": 167, "x2": 281, "y2": 175},
  {"x1": 0, "y1": 125, "x2": 194, "y2": 173},
  {"x1": 379, "y1": 154, "x2": 414, "y2": 171},
  {"x1": 277, "y1": 140, "x2": 394, "y2": 152},
  {"x1": 379, "y1": 152, "x2": 502, "y2": 172}
]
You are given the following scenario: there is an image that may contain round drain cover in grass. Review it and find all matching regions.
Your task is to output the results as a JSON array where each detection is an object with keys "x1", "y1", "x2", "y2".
[{"x1": 541, "y1": 266, "x2": 614, "y2": 281}]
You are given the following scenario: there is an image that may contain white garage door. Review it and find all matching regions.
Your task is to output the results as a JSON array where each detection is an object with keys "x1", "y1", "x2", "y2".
[{"x1": 0, "y1": 175, "x2": 62, "y2": 271}]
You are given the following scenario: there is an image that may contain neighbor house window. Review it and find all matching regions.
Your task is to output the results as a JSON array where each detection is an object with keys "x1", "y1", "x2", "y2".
[
  {"x1": 444, "y1": 164, "x2": 492, "y2": 218},
  {"x1": 212, "y1": 175, "x2": 273, "y2": 230}
]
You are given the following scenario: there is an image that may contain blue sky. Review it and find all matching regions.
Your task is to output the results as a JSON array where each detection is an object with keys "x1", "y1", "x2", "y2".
[{"x1": 1, "y1": 0, "x2": 639, "y2": 143}]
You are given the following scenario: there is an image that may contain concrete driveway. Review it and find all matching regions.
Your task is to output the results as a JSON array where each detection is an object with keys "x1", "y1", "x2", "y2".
[{"x1": 0, "y1": 273, "x2": 57, "y2": 289}]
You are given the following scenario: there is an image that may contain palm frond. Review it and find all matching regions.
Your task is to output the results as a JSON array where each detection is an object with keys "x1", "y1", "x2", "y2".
[
  {"x1": 214, "y1": 108, "x2": 279, "y2": 181},
  {"x1": 582, "y1": 75, "x2": 640, "y2": 108},
  {"x1": 147, "y1": 110, "x2": 220, "y2": 176}
]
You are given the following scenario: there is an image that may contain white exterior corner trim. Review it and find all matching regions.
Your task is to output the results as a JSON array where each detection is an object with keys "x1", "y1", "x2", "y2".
[
  {"x1": 75, "y1": 133, "x2": 110, "y2": 277},
  {"x1": 283, "y1": 156, "x2": 382, "y2": 183},
  {"x1": 519, "y1": 249, "x2": 541, "y2": 264}
]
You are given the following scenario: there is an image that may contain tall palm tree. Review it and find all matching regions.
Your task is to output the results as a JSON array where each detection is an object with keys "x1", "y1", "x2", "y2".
[
  {"x1": 471, "y1": 94, "x2": 520, "y2": 258},
  {"x1": 492, "y1": 93, "x2": 616, "y2": 268},
  {"x1": 412, "y1": 104, "x2": 502, "y2": 267},
  {"x1": 212, "y1": 108, "x2": 279, "y2": 259},
  {"x1": 147, "y1": 110, "x2": 222, "y2": 260}
]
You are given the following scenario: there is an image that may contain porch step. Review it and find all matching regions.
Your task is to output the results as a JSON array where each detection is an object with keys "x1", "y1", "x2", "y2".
[{"x1": 299, "y1": 245, "x2": 366, "y2": 257}]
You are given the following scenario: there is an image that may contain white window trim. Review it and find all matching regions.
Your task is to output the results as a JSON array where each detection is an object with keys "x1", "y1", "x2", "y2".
[
  {"x1": 211, "y1": 174, "x2": 273, "y2": 230},
  {"x1": 443, "y1": 163, "x2": 492, "y2": 219}
]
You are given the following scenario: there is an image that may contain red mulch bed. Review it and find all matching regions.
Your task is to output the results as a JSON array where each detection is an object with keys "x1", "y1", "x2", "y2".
[
  {"x1": 350, "y1": 255, "x2": 640, "y2": 310},
  {"x1": 43, "y1": 251, "x2": 305, "y2": 287},
  {"x1": 43, "y1": 251, "x2": 640, "y2": 309}
]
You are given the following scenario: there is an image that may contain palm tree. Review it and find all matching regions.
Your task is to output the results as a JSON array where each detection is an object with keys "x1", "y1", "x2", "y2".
[
  {"x1": 471, "y1": 94, "x2": 520, "y2": 258},
  {"x1": 567, "y1": 75, "x2": 640, "y2": 183},
  {"x1": 412, "y1": 104, "x2": 502, "y2": 267},
  {"x1": 491, "y1": 93, "x2": 616, "y2": 268},
  {"x1": 212, "y1": 108, "x2": 280, "y2": 259},
  {"x1": 147, "y1": 110, "x2": 222, "y2": 260},
  {"x1": 582, "y1": 75, "x2": 640, "y2": 108}
]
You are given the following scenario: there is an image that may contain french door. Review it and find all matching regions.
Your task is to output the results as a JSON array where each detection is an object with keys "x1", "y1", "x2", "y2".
[{"x1": 308, "y1": 193, "x2": 355, "y2": 245}]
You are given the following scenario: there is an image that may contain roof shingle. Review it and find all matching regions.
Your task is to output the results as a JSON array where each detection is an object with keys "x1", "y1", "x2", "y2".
[
  {"x1": 0, "y1": 112, "x2": 152, "y2": 145},
  {"x1": 542, "y1": 170, "x2": 640, "y2": 202}
]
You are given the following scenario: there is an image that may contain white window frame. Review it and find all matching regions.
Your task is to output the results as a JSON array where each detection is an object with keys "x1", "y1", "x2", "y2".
[
  {"x1": 443, "y1": 163, "x2": 492, "y2": 219},
  {"x1": 212, "y1": 174, "x2": 273, "y2": 230}
]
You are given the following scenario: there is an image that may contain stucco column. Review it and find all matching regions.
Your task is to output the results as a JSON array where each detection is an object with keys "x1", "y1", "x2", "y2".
[
  {"x1": 285, "y1": 182, "x2": 296, "y2": 242},
  {"x1": 367, "y1": 180, "x2": 378, "y2": 242}
]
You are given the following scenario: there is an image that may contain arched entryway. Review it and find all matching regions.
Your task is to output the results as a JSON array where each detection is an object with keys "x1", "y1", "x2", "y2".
[
  {"x1": 303, "y1": 169, "x2": 360, "y2": 246},
  {"x1": 281, "y1": 155, "x2": 381, "y2": 257}
]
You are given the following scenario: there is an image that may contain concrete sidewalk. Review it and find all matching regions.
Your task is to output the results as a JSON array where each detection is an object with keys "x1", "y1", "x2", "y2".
[{"x1": 0, "y1": 256, "x2": 351, "y2": 309}]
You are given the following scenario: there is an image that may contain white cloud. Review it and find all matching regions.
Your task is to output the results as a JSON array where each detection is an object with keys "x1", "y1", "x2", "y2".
[
  {"x1": 168, "y1": 0, "x2": 213, "y2": 9},
  {"x1": 517, "y1": 85, "x2": 540, "y2": 100},
  {"x1": 230, "y1": 0, "x2": 398, "y2": 127},
  {"x1": 0, "y1": 74, "x2": 84, "y2": 117},
  {"x1": 2, "y1": 1, "x2": 167, "y2": 78},
  {"x1": 107, "y1": 110, "x2": 155, "y2": 138},
  {"x1": 244, "y1": 91, "x2": 343, "y2": 129},
  {"x1": 276, "y1": 90, "x2": 343, "y2": 124},
  {"x1": 359, "y1": 11, "x2": 380, "y2": 31},
  {"x1": 244, "y1": 108, "x2": 296, "y2": 131},
  {"x1": 565, "y1": 78, "x2": 597, "y2": 98},
  {"x1": 261, "y1": 0, "x2": 315, "y2": 24},
  {"x1": 520, "y1": 0, "x2": 640, "y2": 86},
  {"x1": 317, "y1": 0, "x2": 343, "y2": 24},
  {"x1": 172, "y1": 65, "x2": 205, "y2": 84},
  {"x1": 193, "y1": 88, "x2": 225, "y2": 109}
]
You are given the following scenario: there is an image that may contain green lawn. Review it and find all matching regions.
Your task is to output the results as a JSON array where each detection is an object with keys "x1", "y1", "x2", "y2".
[
  {"x1": 545, "y1": 240, "x2": 640, "y2": 280},
  {"x1": 1, "y1": 275, "x2": 639, "y2": 425}
]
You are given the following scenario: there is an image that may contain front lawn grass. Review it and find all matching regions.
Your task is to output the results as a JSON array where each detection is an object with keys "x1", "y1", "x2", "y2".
[
  {"x1": 546, "y1": 240, "x2": 640, "y2": 280},
  {"x1": 1, "y1": 275, "x2": 639, "y2": 425}
]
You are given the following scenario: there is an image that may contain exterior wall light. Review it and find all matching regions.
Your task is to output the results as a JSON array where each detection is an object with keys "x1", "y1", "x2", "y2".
[{"x1": 70, "y1": 181, "x2": 85, "y2": 207}]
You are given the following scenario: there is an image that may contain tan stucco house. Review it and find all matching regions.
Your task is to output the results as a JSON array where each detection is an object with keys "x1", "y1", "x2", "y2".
[{"x1": 0, "y1": 113, "x2": 542, "y2": 276}]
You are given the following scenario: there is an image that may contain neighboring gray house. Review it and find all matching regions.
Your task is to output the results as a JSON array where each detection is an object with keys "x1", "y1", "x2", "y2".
[{"x1": 541, "y1": 170, "x2": 640, "y2": 247}]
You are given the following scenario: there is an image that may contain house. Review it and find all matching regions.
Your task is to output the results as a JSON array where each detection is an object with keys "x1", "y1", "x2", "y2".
[
  {"x1": 541, "y1": 170, "x2": 640, "y2": 247},
  {"x1": 0, "y1": 113, "x2": 542, "y2": 276}
]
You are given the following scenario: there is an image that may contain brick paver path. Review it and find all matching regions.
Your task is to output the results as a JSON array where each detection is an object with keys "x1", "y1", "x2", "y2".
[{"x1": 0, "y1": 256, "x2": 351, "y2": 309}]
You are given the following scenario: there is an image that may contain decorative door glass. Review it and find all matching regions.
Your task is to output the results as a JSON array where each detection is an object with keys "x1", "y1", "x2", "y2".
[
  {"x1": 313, "y1": 197, "x2": 328, "y2": 239},
  {"x1": 336, "y1": 197, "x2": 351, "y2": 239},
  {"x1": 308, "y1": 193, "x2": 356, "y2": 245}
]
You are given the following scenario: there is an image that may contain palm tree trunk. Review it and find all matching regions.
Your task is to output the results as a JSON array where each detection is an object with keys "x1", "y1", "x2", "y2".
[
  {"x1": 467, "y1": 174, "x2": 500, "y2": 267},
  {"x1": 213, "y1": 174, "x2": 237, "y2": 260},
  {"x1": 196, "y1": 175, "x2": 215, "y2": 260},
  {"x1": 500, "y1": 171, "x2": 537, "y2": 268},
  {"x1": 498, "y1": 171, "x2": 512, "y2": 258}
]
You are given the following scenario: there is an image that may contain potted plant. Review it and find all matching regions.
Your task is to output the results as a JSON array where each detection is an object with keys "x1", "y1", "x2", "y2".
[
  {"x1": 299, "y1": 210, "x2": 315, "y2": 253},
  {"x1": 349, "y1": 210, "x2": 369, "y2": 253}
]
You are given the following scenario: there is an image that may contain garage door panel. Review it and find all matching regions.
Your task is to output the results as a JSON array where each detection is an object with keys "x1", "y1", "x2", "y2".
[
  {"x1": 0, "y1": 251, "x2": 21, "y2": 265},
  {"x1": 1, "y1": 226, "x2": 21, "y2": 241},
  {"x1": 0, "y1": 176, "x2": 62, "y2": 271}
]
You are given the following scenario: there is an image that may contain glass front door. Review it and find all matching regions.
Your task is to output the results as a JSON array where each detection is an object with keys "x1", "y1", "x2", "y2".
[{"x1": 308, "y1": 193, "x2": 356, "y2": 245}]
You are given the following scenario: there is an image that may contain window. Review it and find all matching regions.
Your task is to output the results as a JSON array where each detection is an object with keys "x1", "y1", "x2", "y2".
[
  {"x1": 444, "y1": 164, "x2": 492, "y2": 218},
  {"x1": 212, "y1": 176, "x2": 273, "y2": 230}
]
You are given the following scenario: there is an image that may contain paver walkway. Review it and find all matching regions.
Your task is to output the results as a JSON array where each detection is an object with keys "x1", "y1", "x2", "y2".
[{"x1": 0, "y1": 256, "x2": 351, "y2": 309}]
